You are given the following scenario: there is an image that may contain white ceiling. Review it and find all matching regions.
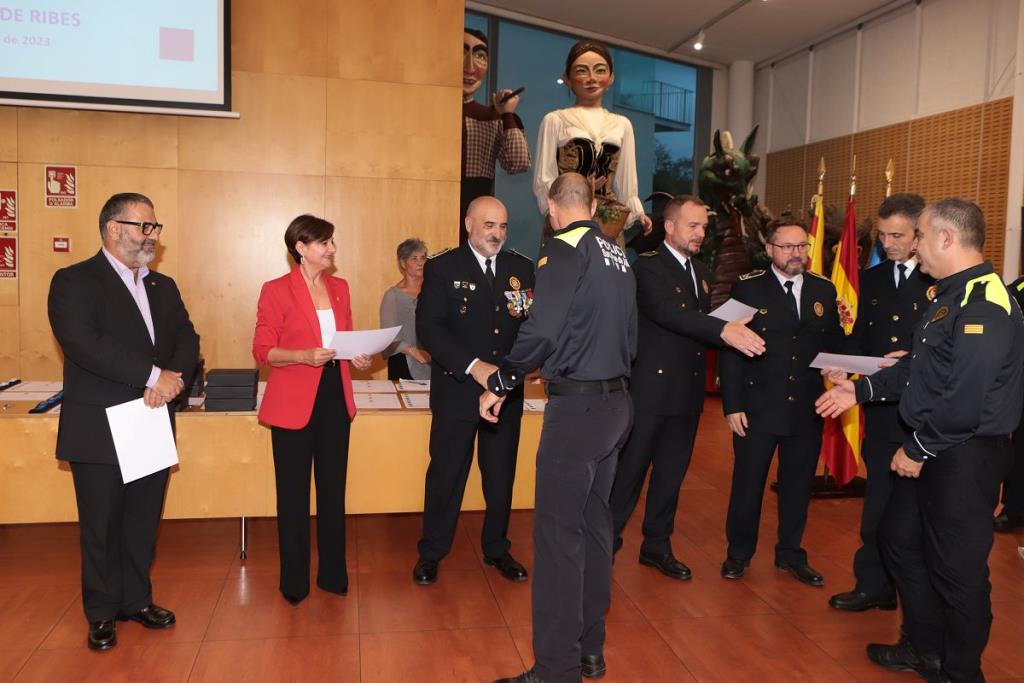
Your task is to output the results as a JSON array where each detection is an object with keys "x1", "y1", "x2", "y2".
[{"x1": 470, "y1": 0, "x2": 904, "y2": 66}]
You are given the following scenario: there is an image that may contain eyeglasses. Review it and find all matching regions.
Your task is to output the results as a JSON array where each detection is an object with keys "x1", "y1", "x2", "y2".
[
  {"x1": 113, "y1": 220, "x2": 164, "y2": 235},
  {"x1": 464, "y1": 45, "x2": 488, "y2": 67},
  {"x1": 769, "y1": 242, "x2": 810, "y2": 254}
]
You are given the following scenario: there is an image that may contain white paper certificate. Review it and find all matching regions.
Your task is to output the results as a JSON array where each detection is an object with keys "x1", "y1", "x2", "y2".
[
  {"x1": 810, "y1": 352, "x2": 892, "y2": 376},
  {"x1": 329, "y1": 327, "x2": 401, "y2": 359},
  {"x1": 709, "y1": 299, "x2": 759, "y2": 322},
  {"x1": 105, "y1": 399, "x2": 179, "y2": 484}
]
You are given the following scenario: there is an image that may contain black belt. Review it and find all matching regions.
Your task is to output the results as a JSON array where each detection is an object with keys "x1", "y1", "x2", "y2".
[
  {"x1": 324, "y1": 359, "x2": 340, "y2": 367},
  {"x1": 546, "y1": 377, "x2": 628, "y2": 396}
]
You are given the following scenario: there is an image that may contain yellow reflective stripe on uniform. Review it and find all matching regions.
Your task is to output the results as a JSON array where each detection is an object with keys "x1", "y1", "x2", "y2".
[
  {"x1": 1016, "y1": 280, "x2": 1024, "y2": 292},
  {"x1": 553, "y1": 226, "x2": 590, "y2": 248},
  {"x1": 961, "y1": 272, "x2": 1011, "y2": 314}
]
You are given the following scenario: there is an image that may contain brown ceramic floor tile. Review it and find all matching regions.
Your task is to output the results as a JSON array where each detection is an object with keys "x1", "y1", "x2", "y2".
[
  {"x1": 983, "y1": 600, "x2": 1024, "y2": 679},
  {"x1": 0, "y1": 584, "x2": 78, "y2": 650},
  {"x1": 0, "y1": 524, "x2": 81, "y2": 586},
  {"x1": 737, "y1": 552, "x2": 854, "y2": 614},
  {"x1": 189, "y1": 635, "x2": 360, "y2": 682},
  {"x1": 359, "y1": 627, "x2": 522, "y2": 682},
  {"x1": 12, "y1": 642, "x2": 199, "y2": 682},
  {"x1": 355, "y1": 513, "x2": 478, "y2": 574},
  {"x1": 39, "y1": 580, "x2": 224, "y2": 649},
  {"x1": 226, "y1": 516, "x2": 358, "y2": 580},
  {"x1": 205, "y1": 574, "x2": 357, "y2": 641},
  {"x1": 652, "y1": 614, "x2": 859, "y2": 682},
  {"x1": 357, "y1": 569, "x2": 503, "y2": 634},
  {"x1": 0, "y1": 649, "x2": 32, "y2": 682}
]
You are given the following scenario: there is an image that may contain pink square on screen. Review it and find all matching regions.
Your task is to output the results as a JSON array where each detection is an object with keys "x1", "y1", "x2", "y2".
[{"x1": 159, "y1": 27, "x2": 195, "y2": 62}]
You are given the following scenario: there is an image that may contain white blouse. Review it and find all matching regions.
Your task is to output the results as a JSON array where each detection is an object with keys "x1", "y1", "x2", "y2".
[
  {"x1": 532, "y1": 106, "x2": 644, "y2": 225},
  {"x1": 316, "y1": 308, "x2": 336, "y2": 348}
]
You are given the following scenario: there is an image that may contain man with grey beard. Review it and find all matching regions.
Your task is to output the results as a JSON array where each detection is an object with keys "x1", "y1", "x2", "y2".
[{"x1": 48, "y1": 192, "x2": 199, "y2": 651}]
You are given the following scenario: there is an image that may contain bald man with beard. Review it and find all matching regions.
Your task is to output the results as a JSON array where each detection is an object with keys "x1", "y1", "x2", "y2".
[{"x1": 412, "y1": 196, "x2": 536, "y2": 586}]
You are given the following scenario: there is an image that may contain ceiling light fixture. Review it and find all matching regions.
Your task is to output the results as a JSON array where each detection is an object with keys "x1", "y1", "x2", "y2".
[{"x1": 694, "y1": 29, "x2": 705, "y2": 50}]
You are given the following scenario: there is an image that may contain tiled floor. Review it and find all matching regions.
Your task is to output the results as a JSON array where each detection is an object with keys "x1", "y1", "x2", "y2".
[{"x1": 2, "y1": 398, "x2": 1023, "y2": 682}]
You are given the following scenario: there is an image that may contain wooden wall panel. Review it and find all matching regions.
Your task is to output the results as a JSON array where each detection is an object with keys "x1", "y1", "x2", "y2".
[
  {"x1": 852, "y1": 121, "x2": 911, "y2": 224},
  {"x1": 328, "y1": 0, "x2": 462, "y2": 87},
  {"x1": 978, "y1": 98, "x2": 1013, "y2": 268},
  {"x1": 178, "y1": 71, "x2": 327, "y2": 176},
  {"x1": 231, "y1": 0, "x2": 328, "y2": 77},
  {"x1": 764, "y1": 146, "x2": 806, "y2": 218},
  {"x1": 16, "y1": 164, "x2": 179, "y2": 378},
  {"x1": 325, "y1": 79, "x2": 461, "y2": 181},
  {"x1": 325, "y1": 176, "x2": 460, "y2": 335},
  {"x1": 0, "y1": 308, "x2": 18, "y2": 377},
  {"x1": 17, "y1": 108, "x2": 179, "y2": 169},
  {"x1": 0, "y1": 108, "x2": 16, "y2": 161},
  {"x1": 764, "y1": 98, "x2": 1013, "y2": 273},
  {"x1": 177, "y1": 170, "x2": 326, "y2": 370}
]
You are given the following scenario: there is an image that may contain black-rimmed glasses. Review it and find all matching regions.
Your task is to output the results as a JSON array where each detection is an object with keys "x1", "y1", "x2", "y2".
[
  {"x1": 113, "y1": 220, "x2": 164, "y2": 235},
  {"x1": 769, "y1": 242, "x2": 810, "y2": 254}
]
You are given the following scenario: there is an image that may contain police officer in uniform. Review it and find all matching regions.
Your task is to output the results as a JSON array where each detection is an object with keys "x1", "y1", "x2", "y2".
[
  {"x1": 994, "y1": 274, "x2": 1024, "y2": 533},
  {"x1": 609, "y1": 195, "x2": 765, "y2": 580},
  {"x1": 817, "y1": 198, "x2": 1023, "y2": 683},
  {"x1": 484, "y1": 173, "x2": 636, "y2": 683},
  {"x1": 413, "y1": 195, "x2": 535, "y2": 585},
  {"x1": 719, "y1": 218, "x2": 849, "y2": 587},
  {"x1": 830, "y1": 193, "x2": 934, "y2": 612}
]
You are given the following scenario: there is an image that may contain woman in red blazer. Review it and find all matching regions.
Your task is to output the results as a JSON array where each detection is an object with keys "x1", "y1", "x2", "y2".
[{"x1": 253, "y1": 214, "x2": 372, "y2": 604}]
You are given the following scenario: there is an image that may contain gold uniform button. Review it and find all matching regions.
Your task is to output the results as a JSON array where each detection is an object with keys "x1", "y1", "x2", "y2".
[
  {"x1": 495, "y1": 305, "x2": 500, "y2": 312},
  {"x1": 680, "y1": 303, "x2": 687, "y2": 309},
  {"x1": 788, "y1": 375, "x2": 795, "y2": 382},
  {"x1": 492, "y1": 350, "x2": 498, "y2": 357},
  {"x1": 675, "y1": 287, "x2": 682, "y2": 293},
  {"x1": 791, "y1": 355, "x2": 798, "y2": 361},
  {"x1": 891, "y1": 336, "x2": 898, "y2": 343},
  {"x1": 493, "y1": 328, "x2": 500, "y2": 335},
  {"x1": 787, "y1": 396, "x2": 795, "y2": 402},
  {"x1": 892, "y1": 315, "x2": 900, "y2": 321},
  {"x1": 657, "y1": 369, "x2": 663, "y2": 374}
]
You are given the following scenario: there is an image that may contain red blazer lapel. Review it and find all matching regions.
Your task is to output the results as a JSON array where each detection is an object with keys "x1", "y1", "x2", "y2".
[{"x1": 288, "y1": 266, "x2": 322, "y2": 345}]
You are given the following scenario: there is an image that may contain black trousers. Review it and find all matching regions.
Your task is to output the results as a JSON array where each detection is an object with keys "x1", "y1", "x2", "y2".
[
  {"x1": 880, "y1": 436, "x2": 1012, "y2": 683},
  {"x1": 1001, "y1": 430, "x2": 1024, "y2": 515},
  {"x1": 532, "y1": 390, "x2": 633, "y2": 683},
  {"x1": 609, "y1": 411, "x2": 700, "y2": 555},
  {"x1": 270, "y1": 366, "x2": 351, "y2": 599},
  {"x1": 387, "y1": 353, "x2": 413, "y2": 381},
  {"x1": 851, "y1": 437, "x2": 900, "y2": 597},
  {"x1": 70, "y1": 462, "x2": 169, "y2": 623},
  {"x1": 418, "y1": 405, "x2": 523, "y2": 560},
  {"x1": 725, "y1": 429, "x2": 821, "y2": 564}
]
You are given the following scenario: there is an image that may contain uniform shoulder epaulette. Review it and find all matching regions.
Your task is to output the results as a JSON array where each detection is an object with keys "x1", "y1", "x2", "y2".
[
  {"x1": 806, "y1": 270, "x2": 830, "y2": 281},
  {"x1": 428, "y1": 247, "x2": 452, "y2": 259},
  {"x1": 639, "y1": 251, "x2": 659, "y2": 257},
  {"x1": 506, "y1": 248, "x2": 533, "y2": 262},
  {"x1": 738, "y1": 269, "x2": 765, "y2": 281}
]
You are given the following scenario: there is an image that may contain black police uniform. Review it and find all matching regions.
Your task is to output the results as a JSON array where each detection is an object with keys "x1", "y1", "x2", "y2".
[
  {"x1": 998, "y1": 276, "x2": 1024, "y2": 523},
  {"x1": 842, "y1": 259, "x2": 933, "y2": 601},
  {"x1": 609, "y1": 243, "x2": 725, "y2": 559},
  {"x1": 719, "y1": 268, "x2": 848, "y2": 566},
  {"x1": 487, "y1": 220, "x2": 636, "y2": 683},
  {"x1": 415, "y1": 243, "x2": 535, "y2": 563},
  {"x1": 854, "y1": 262, "x2": 1024, "y2": 682}
]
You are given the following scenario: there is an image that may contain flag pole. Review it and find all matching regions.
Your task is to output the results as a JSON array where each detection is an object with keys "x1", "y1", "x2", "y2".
[{"x1": 885, "y1": 158, "x2": 894, "y2": 198}]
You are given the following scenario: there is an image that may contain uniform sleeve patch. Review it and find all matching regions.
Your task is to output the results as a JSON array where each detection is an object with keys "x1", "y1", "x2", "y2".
[
  {"x1": 964, "y1": 323, "x2": 984, "y2": 334},
  {"x1": 538, "y1": 256, "x2": 548, "y2": 268}
]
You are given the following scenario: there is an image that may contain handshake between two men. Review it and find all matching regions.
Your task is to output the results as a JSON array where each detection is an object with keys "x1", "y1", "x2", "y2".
[{"x1": 814, "y1": 350, "x2": 922, "y2": 478}]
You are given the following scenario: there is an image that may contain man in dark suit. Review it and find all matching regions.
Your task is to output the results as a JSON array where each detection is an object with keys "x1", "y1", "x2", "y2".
[
  {"x1": 609, "y1": 195, "x2": 765, "y2": 580},
  {"x1": 995, "y1": 274, "x2": 1024, "y2": 533},
  {"x1": 414, "y1": 195, "x2": 535, "y2": 585},
  {"x1": 719, "y1": 218, "x2": 848, "y2": 586},
  {"x1": 830, "y1": 193, "x2": 933, "y2": 612},
  {"x1": 47, "y1": 192, "x2": 200, "y2": 651}
]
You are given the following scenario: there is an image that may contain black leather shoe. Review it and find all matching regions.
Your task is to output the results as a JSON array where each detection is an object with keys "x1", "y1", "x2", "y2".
[
  {"x1": 866, "y1": 638, "x2": 941, "y2": 676},
  {"x1": 829, "y1": 589, "x2": 897, "y2": 611},
  {"x1": 118, "y1": 604, "x2": 175, "y2": 629},
  {"x1": 639, "y1": 549, "x2": 692, "y2": 581},
  {"x1": 581, "y1": 654, "x2": 606, "y2": 678},
  {"x1": 413, "y1": 557, "x2": 438, "y2": 585},
  {"x1": 494, "y1": 668, "x2": 545, "y2": 683},
  {"x1": 775, "y1": 560, "x2": 824, "y2": 587},
  {"x1": 484, "y1": 553, "x2": 528, "y2": 582},
  {"x1": 87, "y1": 620, "x2": 116, "y2": 650},
  {"x1": 720, "y1": 557, "x2": 749, "y2": 579},
  {"x1": 994, "y1": 509, "x2": 1024, "y2": 533}
]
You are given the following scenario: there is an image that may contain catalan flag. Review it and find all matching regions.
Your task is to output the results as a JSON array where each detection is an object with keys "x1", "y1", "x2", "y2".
[
  {"x1": 821, "y1": 192, "x2": 862, "y2": 485},
  {"x1": 807, "y1": 192, "x2": 826, "y2": 275}
]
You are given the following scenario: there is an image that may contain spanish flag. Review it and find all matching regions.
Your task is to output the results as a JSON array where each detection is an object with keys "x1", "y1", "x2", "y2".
[
  {"x1": 821, "y1": 193, "x2": 862, "y2": 485},
  {"x1": 807, "y1": 192, "x2": 826, "y2": 275}
]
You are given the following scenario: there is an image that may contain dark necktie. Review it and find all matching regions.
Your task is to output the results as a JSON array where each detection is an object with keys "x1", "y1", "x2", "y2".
[
  {"x1": 683, "y1": 259, "x2": 697, "y2": 299},
  {"x1": 485, "y1": 257, "x2": 495, "y2": 289},
  {"x1": 785, "y1": 280, "x2": 799, "y2": 320},
  {"x1": 897, "y1": 263, "x2": 907, "y2": 289}
]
